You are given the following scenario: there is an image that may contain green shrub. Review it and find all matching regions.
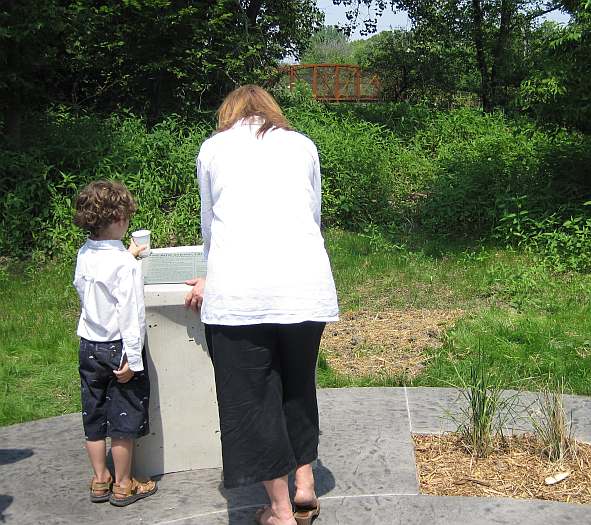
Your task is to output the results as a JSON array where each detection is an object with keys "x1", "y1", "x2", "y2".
[
  {"x1": 1, "y1": 110, "x2": 211, "y2": 257},
  {"x1": 2, "y1": 101, "x2": 401, "y2": 255},
  {"x1": 285, "y1": 99, "x2": 396, "y2": 229},
  {"x1": 2, "y1": 102, "x2": 591, "y2": 274},
  {"x1": 496, "y1": 203, "x2": 591, "y2": 273},
  {"x1": 388, "y1": 109, "x2": 591, "y2": 259}
]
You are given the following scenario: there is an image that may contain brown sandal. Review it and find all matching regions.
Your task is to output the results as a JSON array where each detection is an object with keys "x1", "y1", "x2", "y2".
[
  {"x1": 109, "y1": 478, "x2": 157, "y2": 507},
  {"x1": 294, "y1": 500, "x2": 320, "y2": 525},
  {"x1": 89, "y1": 477, "x2": 112, "y2": 503}
]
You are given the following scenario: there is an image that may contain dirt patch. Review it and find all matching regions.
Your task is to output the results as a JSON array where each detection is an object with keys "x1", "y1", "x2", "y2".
[
  {"x1": 320, "y1": 309, "x2": 463, "y2": 378},
  {"x1": 414, "y1": 433, "x2": 591, "y2": 504}
]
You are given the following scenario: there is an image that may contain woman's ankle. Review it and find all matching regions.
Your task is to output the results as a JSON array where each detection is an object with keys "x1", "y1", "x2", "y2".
[
  {"x1": 294, "y1": 466, "x2": 316, "y2": 505},
  {"x1": 271, "y1": 504, "x2": 296, "y2": 522},
  {"x1": 293, "y1": 491, "x2": 317, "y2": 506},
  {"x1": 258, "y1": 505, "x2": 296, "y2": 525}
]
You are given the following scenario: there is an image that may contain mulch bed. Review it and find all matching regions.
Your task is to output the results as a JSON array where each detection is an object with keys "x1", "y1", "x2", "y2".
[
  {"x1": 320, "y1": 309, "x2": 463, "y2": 378},
  {"x1": 414, "y1": 433, "x2": 591, "y2": 504}
]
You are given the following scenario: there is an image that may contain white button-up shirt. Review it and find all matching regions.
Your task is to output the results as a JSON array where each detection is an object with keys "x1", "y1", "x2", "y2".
[
  {"x1": 197, "y1": 119, "x2": 339, "y2": 325},
  {"x1": 73, "y1": 239, "x2": 146, "y2": 371}
]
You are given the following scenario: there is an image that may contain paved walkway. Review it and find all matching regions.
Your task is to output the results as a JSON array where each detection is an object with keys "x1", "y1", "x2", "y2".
[{"x1": 1, "y1": 387, "x2": 590, "y2": 524}]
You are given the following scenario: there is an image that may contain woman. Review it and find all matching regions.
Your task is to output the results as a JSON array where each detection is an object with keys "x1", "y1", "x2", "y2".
[{"x1": 185, "y1": 85, "x2": 338, "y2": 525}]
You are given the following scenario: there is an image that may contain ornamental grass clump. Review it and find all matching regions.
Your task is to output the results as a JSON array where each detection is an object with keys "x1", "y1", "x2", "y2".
[
  {"x1": 452, "y1": 348, "x2": 518, "y2": 458},
  {"x1": 528, "y1": 379, "x2": 576, "y2": 463}
]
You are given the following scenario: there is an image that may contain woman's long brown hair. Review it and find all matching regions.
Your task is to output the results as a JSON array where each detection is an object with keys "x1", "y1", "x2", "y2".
[{"x1": 216, "y1": 85, "x2": 292, "y2": 138}]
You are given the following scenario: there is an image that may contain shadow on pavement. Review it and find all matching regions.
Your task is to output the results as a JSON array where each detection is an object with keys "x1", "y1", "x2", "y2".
[
  {"x1": 0, "y1": 449, "x2": 33, "y2": 466},
  {"x1": 0, "y1": 495, "x2": 13, "y2": 523}
]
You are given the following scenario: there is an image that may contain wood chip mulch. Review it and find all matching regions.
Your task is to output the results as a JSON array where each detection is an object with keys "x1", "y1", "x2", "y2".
[
  {"x1": 320, "y1": 309, "x2": 463, "y2": 378},
  {"x1": 414, "y1": 433, "x2": 591, "y2": 504}
]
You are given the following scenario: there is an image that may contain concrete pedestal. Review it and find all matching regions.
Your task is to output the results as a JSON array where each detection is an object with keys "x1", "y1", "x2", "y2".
[{"x1": 133, "y1": 283, "x2": 222, "y2": 478}]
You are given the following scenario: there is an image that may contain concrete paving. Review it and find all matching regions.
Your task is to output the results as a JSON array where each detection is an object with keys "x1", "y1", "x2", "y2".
[{"x1": 1, "y1": 387, "x2": 589, "y2": 525}]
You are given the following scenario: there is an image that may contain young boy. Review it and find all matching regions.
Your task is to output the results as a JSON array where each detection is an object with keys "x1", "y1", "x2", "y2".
[{"x1": 73, "y1": 180, "x2": 157, "y2": 506}]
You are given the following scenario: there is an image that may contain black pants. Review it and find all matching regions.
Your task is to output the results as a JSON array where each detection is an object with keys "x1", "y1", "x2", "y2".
[{"x1": 205, "y1": 321, "x2": 325, "y2": 488}]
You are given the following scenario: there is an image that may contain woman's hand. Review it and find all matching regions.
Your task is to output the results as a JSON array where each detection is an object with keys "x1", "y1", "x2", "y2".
[
  {"x1": 185, "y1": 277, "x2": 206, "y2": 312},
  {"x1": 128, "y1": 239, "x2": 147, "y2": 258}
]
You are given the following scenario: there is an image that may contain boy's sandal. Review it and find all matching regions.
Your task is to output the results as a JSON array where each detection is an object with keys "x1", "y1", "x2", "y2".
[
  {"x1": 293, "y1": 500, "x2": 320, "y2": 525},
  {"x1": 89, "y1": 477, "x2": 112, "y2": 503},
  {"x1": 109, "y1": 478, "x2": 157, "y2": 507}
]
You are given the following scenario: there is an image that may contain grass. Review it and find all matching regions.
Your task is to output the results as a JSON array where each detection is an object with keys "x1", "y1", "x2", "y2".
[
  {"x1": 321, "y1": 229, "x2": 591, "y2": 394},
  {"x1": 0, "y1": 258, "x2": 80, "y2": 425},
  {"x1": 1, "y1": 229, "x2": 590, "y2": 426}
]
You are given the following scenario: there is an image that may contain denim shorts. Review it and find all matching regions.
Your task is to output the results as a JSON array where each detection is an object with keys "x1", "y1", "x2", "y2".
[{"x1": 79, "y1": 338, "x2": 150, "y2": 441}]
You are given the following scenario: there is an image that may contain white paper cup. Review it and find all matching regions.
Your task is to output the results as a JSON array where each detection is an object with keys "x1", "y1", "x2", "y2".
[{"x1": 131, "y1": 229, "x2": 151, "y2": 257}]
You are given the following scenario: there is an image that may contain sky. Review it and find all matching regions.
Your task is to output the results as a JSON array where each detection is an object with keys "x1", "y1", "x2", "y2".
[{"x1": 316, "y1": 1, "x2": 571, "y2": 40}]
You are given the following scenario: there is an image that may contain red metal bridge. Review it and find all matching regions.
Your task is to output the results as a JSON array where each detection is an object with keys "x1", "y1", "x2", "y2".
[{"x1": 279, "y1": 64, "x2": 381, "y2": 102}]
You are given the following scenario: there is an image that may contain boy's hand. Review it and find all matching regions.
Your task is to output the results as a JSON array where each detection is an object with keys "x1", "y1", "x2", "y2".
[
  {"x1": 114, "y1": 362, "x2": 134, "y2": 383},
  {"x1": 128, "y1": 239, "x2": 147, "y2": 258},
  {"x1": 185, "y1": 277, "x2": 206, "y2": 312}
]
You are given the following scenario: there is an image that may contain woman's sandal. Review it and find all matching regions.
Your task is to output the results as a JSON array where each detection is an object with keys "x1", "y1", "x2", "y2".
[
  {"x1": 89, "y1": 477, "x2": 112, "y2": 503},
  {"x1": 109, "y1": 478, "x2": 157, "y2": 507},
  {"x1": 293, "y1": 500, "x2": 320, "y2": 525}
]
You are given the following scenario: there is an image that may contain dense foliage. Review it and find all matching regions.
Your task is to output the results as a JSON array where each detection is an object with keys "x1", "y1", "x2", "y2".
[
  {"x1": 2, "y1": 97, "x2": 589, "y2": 271},
  {"x1": 328, "y1": 0, "x2": 591, "y2": 131},
  {"x1": 0, "y1": 0, "x2": 323, "y2": 144}
]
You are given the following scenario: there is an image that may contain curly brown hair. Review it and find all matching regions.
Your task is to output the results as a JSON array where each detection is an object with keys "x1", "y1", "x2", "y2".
[{"x1": 74, "y1": 180, "x2": 137, "y2": 236}]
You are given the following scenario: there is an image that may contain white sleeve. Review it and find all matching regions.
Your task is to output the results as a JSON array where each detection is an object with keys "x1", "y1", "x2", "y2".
[
  {"x1": 197, "y1": 155, "x2": 213, "y2": 261},
  {"x1": 73, "y1": 257, "x2": 85, "y2": 304},
  {"x1": 311, "y1": 148, "x2": 322, "y2": 228},
  {"x1": 113, "y1": 265, "x2": 144, "y2": 372}
]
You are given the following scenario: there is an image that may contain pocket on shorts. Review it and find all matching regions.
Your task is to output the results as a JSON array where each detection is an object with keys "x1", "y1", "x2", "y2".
[{"x1": 93, "y1": 342, "x2": 123, "y2": 371}]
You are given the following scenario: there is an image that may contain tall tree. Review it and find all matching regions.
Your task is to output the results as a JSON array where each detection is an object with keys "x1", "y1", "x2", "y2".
[
  {"x1": 0, "y1": 0, "x2": 68, "y2": 145},
  {"x1": 519, "y1": 1, "x2": 591, "y2": 129},
  {"x1": 300, "y1": 26, "x2": 355, "y2": 64},
  {"x1": 333, "y1": 0, "x2": 564, "y2": 110},
  {"x1": 65, "y1": 0, "x2": 323, "y2": 118},
  {"x1": 353, "y1": 26, "x2": 478, "y2": 101},
  {"x1": 0, "y1": 0, "x2": 323, "y2": 137}
]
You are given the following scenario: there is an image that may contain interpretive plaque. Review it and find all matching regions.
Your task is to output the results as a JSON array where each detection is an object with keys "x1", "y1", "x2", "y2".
[{"x1": 141, "y1": 246, "x2": 207, "y2": 285}]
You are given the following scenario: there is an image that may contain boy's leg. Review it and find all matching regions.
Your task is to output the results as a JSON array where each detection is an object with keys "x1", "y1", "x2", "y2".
[
  {"x1": 107, "y1": 343, "x2": 150, "y2": 486},
  {"x1": 79, "y1": 339, "x2": 112, "y2": 487},
  {"x1": 111, "y1": 438, "x2": 133, "y2": 487},
  {"x1": 85, "y1": 439, "x2": 111, "y2": 485}
]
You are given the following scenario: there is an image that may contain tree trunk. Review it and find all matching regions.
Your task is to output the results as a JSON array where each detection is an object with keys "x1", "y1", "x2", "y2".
[
  {"x1": 471, "y1": 0, "x2": 492, "y2": 111},
  {"x1": 246, "y1": 0, "x2": 263, "y2": 26},
  {"x1": 490, "y1": 0, "x2": 513, "y2": 108},
  {"x1": 4, "y1": 99, "x2": 22, "y2": 148},
  {"x1": 4, "y1": 9, "x2": 22, "y2": 148}
]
